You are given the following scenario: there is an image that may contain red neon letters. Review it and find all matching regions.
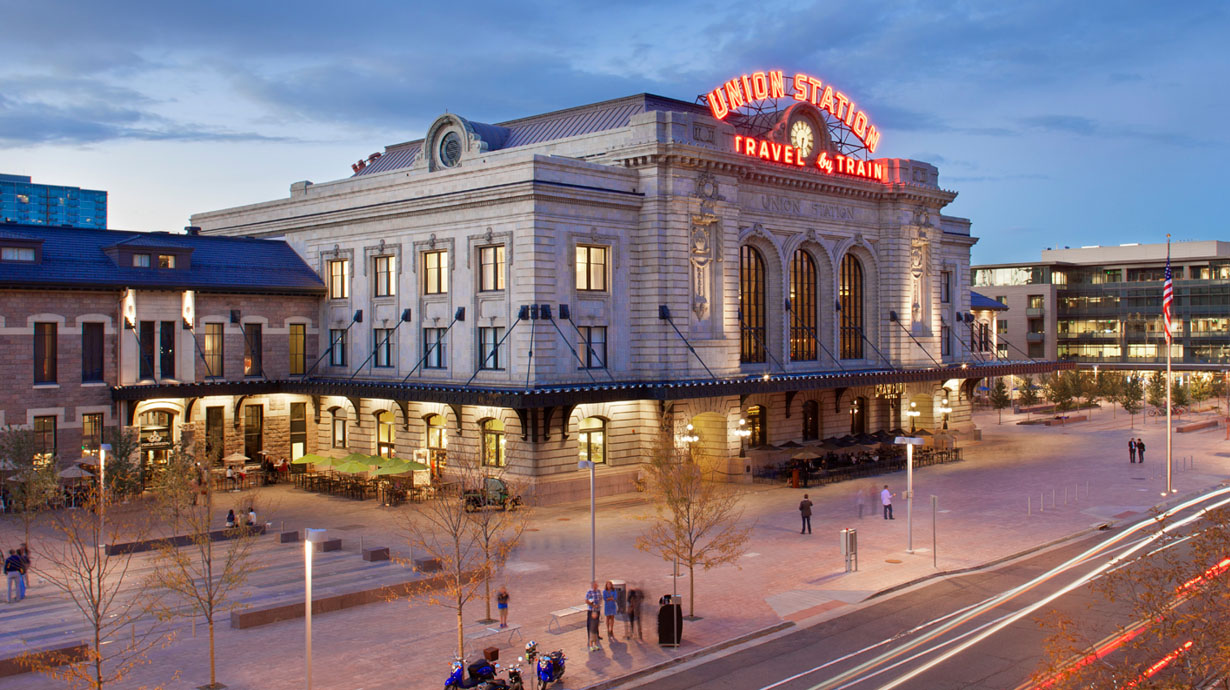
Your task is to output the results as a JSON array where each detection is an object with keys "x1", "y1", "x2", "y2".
[
  {"x1": 709, "y1": 70, "x2": 881, "y2": 154},
  {"x1": 733, "y1": 135, "x2": 885, "y2": 183}
]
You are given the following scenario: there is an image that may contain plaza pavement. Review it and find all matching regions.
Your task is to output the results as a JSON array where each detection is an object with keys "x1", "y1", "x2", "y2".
[{"x1": 0, "y1": 404, "x2": 1227, "y2": 690}]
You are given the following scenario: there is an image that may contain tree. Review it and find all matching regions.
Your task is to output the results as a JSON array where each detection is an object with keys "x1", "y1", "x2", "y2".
[
  {"x1": 1031, "y1": 507, "x2": 1230, "y2": 689},
  {"x1": 1078, "y1": 371, "x2": 1099, "y2": 414},
  {"x1": 1098, "y1": 371, "x2": 1125, "y2": 418},
  {"x1": 399, "y1": 457, "x2": 487, "y2": 658},
  {"x1": 1190, "y1": 374, "x2": 1213, "y2": 406},
  {"x1": 1172, "y1": 378, "x2": 1190, "y2": 410},
  {"x1": 1146, "y1": 373, "x2": 1166, "y2": 417},
  {"x1": 1120, "y1": 376, "x2": 1144, "y2": 428},
  {"x1": 147, "y1": 447, "x2": 261, "y2": 689},
  {"x1": 103, "y1": 426, "x2": 142, "y2": 498},
  {"x1": 990, "y1": 378, "x2": 1011, "y2": 424},
  {"x1": 24, "y1": 485, "x2": 168, "y2": 689},
  {"x1": 635, "y1": 445, "x2": 752, "y2": 618},
  {"x1": 0, "y1": 425, "x2": 61, "y2": 549},
  {"x1": 1045, "y1": 372, "x2": 1075, "y2": 412},
  {"x1": 465, "y1": 470, "x2": 530, "y2": 624},
  {"x1": 1018, "y1": 375, "x2": 1041, "y2": 411}
]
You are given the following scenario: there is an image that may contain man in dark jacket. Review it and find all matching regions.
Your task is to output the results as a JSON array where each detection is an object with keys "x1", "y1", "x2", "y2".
[
  {"x1": 1136, "y1": 438, "x2": 1146, "y2": 463},
  {"x1": 4, "y1": 550, "x2": 22, "y2": 602},
  {"x1": 799, "y1": 494, "x2": 813, "y2": 534}
]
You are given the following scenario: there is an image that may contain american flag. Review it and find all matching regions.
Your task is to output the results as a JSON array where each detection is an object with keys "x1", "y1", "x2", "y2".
[{"x1": 1162, "y1": 257, "x2": 1174, "y2": 344}]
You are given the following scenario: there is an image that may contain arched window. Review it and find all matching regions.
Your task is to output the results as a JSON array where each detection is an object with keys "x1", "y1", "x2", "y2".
[
  {"x1": 481, "y1": 418, "x2": 506, "y2": 467},
  {"x1": 839, "y1": 254, "x2": 864, "y2": 359},
  {"x1": 746, "y1": 405, "x2": 768, "y2": 447},
  {"x1": 376, "y1": 410, "x2": 395, "y2": 457},
  {"x1": 578, "y1": 417, "x2": 606, "y2": 465},
  {"x1": 850, "y1": 396, "x2": 868, "y2": 435},
  {"x1": 740, "y1": 245, "x2": 767, "y2": 363},
  {"x1": 790, "y1": 250, "x2": 817, "y2": 361},
  {"x1": 802, "y1": 400, "x2": 819, "y2": 441},
  {"x1": 425, "y1": 414, "x2": 447, "y2": 451},
  {"x1": 331, "y1": 409, "x2": 347, "y2": 449}
]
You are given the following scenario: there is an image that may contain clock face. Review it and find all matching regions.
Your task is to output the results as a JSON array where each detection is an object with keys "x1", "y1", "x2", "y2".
[
  {"x1": 439, "y1": 132, "x2": 462, "y2": 167},
  {"x1": 790, "y1": 120, "x2": 814, "y2": 158}
]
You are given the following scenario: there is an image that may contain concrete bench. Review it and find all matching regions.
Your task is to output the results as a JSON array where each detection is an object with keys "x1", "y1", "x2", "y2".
[
  {"x1": 547, "y1": 605, "x2": 590, "y2": 633},
  {"x1": 105, "y1": 524, "x2": 266, "y2": 555},
  {"x1": 465, "y1": 623, "x2": 523, "y2": 649},
  {"x1": 278, "y1": 531, "x2": 299, "y2": 543},
  {"x1": 362, "y1": 546, "x2": 390, "y2": 562},
  {"x1": 0, "y1": 641, "x2": 88, "y2": 678},
  {"x1": 413, "y1": 557, "x2": 442, "y2": 572},
  {"x1": 313, "y1": 538, "x2": 341, "y2": 553},
  {"x1": 1177, "y1": 419, "x2": 1218, "y2": 433}
]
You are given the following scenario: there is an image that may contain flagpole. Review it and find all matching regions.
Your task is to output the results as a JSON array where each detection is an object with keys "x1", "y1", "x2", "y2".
[{"x1": 1165, "y1": 234, "x2": 1174, "y2": 495}]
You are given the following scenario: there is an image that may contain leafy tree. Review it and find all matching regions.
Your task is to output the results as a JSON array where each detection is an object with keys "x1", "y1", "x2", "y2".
[
  {"x1": 1120, "y1": 376, "x2": 1144, "y2": 428},
  {"x1": 0, "y1": 425, "x2": 61, "y2": 548},
  {"x1": 1146, "y1": 373, "x2": 1166, "y2": 416},
  {"x1": 1018, "y1": 375, "x2": 1041, "y2": 410},
  {"x1": 1045, "y1": 372, "x2": 1075, "y2": 412},
  {"x1": 1078, "y1": 371, "x2": 1099, "y2": 413},
  {"x1": 1190, "y1": 374, "x2": 1213, "y2": 405},
  {"x1": 103, "y1": 427, "x2": 142, "y2": 497},
  {"x1": 636, "y1": 445, "x2": 752, "y2": 618},
  {"x1": 1097, "y1": 371, "x2": 1125, "y2": 418},
  {"x1": 990, "y1": 378, "x2": 1011, "y2": 424},
  {"x1": 1172, "y1": 378, "x2": 1190, "y2": 409}
]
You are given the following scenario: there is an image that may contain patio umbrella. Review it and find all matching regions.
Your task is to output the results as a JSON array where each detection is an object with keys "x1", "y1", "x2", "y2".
[
  {"x1": 791, "y1": 450, "x2": 821, "y2": 461},
  {"x1": 778, "y1": 440, "x2": 804, "y2": 449},
  {"x1": 222, "y1": 452, "x2": 249, "y2": 465},
  {"x1": 914, "y1": 429, "x2": 933, "y2": 437},
  {"x1": 820, "y1": 437, "x2": 843, "y2": 450},
  {"x1": 854, "y1": 433, "x2": 878, "y2": 446},
  {"x1": 332, "y1": 460, "x2": 373, "y2": 474},
  {"x1": 292, "y1": 453, "x2": 330, "y2": 465},
  {"x1": 749, "y1": 443, "x2": 780, "y2": 451},
  {"x1": 373, "y1": 462, "x2": 411, "y2": 476},
  {"x1": 58, "y1": 466, "x2": 92, "y2": 479},
  {"x1": 380, "y1": 457, "x2": 428, "y2": 472}
]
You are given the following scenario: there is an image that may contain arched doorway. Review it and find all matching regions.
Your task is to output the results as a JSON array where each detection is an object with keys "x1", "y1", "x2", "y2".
[
  {"x1": 139, "y1": 409, "x2": 175, "y2": 473},
  {"x1": 376, "y1": 410, "x2": 396, "y2": 457},
  {"x1": 849, "y1": 396, "x2": 867, "y2": 435},
  {"x1": 424, "y1": 413, "x2": 447, "y2": 478}
]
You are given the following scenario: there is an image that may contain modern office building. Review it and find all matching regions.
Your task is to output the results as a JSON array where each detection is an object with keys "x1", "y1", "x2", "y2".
[
  {"x1": 0, "y1": 174, "x2": 107, "y2": 229},
  {"x1": 973, "y1": 241, "x2": 1230, "y2": 369}
]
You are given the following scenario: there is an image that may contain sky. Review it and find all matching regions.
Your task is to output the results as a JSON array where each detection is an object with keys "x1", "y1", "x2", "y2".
[{"x1": 1, "y1": 0, "x2": 1226, "y2": 264}]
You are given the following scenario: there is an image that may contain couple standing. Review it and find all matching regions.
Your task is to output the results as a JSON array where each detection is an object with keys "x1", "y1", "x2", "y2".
[{"x1": 1128, "y1": 437, "x2": 1147, "y2": 463}]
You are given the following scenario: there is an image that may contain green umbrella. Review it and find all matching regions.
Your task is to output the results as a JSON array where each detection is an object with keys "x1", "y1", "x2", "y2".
[
  {"x1": 292, "y1": 453, "x2": 330, "y2": 466},
  {"x1": 379, "y1": 455, "x2": 429, "y2": 472},
  {"x1": 373, "y1": 462, "x2": 411, "y2": 476},
  {"x1": 332, "y1": 460, "x2": 373, "y2": 474}
]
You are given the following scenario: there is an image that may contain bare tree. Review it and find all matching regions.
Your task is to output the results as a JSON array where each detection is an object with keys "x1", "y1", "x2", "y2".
[
  {"x1": 24, "y1": 487, "x2": 169, "y2": 689},
  {"x1": 635, "y1": 445, "x2": 752, "y2": 618},
  {"x1": 465, "y1": 470, "x2": 530, "y2": 623},
  {"x1": 147, "y1": 447, "x2": 262, "y2": 690}
]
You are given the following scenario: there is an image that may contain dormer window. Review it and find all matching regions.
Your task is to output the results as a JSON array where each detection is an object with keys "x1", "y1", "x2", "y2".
[
  {"x1": 134, "y1": 253, "x2": 151, "y2": 267},
  {"x1": 1, "y1": 247, "x2": 35, "y2": 262},
  {"x1": 158, "y1": 254, "x2": 175, "y2": 269}
]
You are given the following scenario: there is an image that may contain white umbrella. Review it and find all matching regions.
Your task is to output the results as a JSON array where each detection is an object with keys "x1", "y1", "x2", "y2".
[
  {"x1": 58, "y1": 466, "x2": 92, "y2": 479},
  {"x1": 222, "y1": 453, "x2": 249, "y2": 465},
  {"x1": 76, "y1": 455, "x2": 100, "y2": 466}
]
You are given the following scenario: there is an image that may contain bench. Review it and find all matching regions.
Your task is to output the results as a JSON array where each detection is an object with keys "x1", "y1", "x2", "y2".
[
  {"x1": 547, "y1": 605, "x2": 590, "y2": 633},
  {"x1": 279, "y1": 531, "x2": 299, "y2": 543},
  {"x1": 362, "y1": 546, "x2": 390, "y2": 562},
  {"x1": 1177, "y1": 419, "x2": 1218, "y2": 433},
  {"x1": 465, "y1": 624, "x2": 523, "y2": 652},
  {"x1": 105, "y1": 524, "x2": 266, "y2": 555},
  {"x1": 413, "y1": 557, "x2": 442, "y2": 572},
  {"x1": 313, "y1": 538, "x2": 342, "y2": 553}
]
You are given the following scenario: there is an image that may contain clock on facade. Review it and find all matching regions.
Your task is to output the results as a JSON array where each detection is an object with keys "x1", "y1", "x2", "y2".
[
  {"x1": 439, "y1": 131, "x2": 462, "y2": 167},
  {"x1": 790, "y1": 119, "x2": 815, "y2": 158}
]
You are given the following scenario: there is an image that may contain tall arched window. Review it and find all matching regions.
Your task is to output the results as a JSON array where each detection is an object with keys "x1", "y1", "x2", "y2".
[
  {"x1": 740, "y1": 245, "x2": 767, "y2": 363},
  {"x1": 578, "y1": 417, "x2": 606, "y2": 465},
  {"x1": 376, "y1": 410, "x2": 395, "y2": 457},
  {"x1": 790, "y1": 250, "x2": 817, "y2": 361},
  {"x1": 839, "y1": 254, "x2": 864, "y2": 359},
  {"x1": 746, "y1": 405, "x2": 768, "y2": 447},
  {"x1": 481, "y1": 418, "x2": 506, "y2": 467},
  {"x1": 802, "y1": 400, "x2": 819, "y2": 441}
]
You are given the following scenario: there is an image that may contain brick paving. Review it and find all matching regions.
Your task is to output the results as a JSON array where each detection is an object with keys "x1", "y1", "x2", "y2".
[{"x1": 0, "y1": 405, "x2": 1226, "y2": 689}]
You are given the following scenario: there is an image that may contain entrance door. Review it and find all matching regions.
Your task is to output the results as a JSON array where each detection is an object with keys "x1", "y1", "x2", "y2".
[
  {"x1": 244, "y1": 405, "x2": 263, "y2": 462},
  {"x1": 206, "y1": 406, "x2": 224, "y2": 466},
  {"x1": 289, "y1": 402, "x2": 306, "y2": 460},
  {"x1": 850, "y1": 397, "x2": 868, "y2": 435}
]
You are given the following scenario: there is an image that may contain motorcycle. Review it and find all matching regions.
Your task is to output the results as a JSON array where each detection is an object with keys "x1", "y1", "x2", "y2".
[
  {"x1": 524, "y1": 641, "x2": 566, "y2": 688},
  {"x1": 444, "y1": 656, "x2": 497, "y2": 689},
  {"x1": 475, "y1": 661, "x2": 524, "y2": 690}
]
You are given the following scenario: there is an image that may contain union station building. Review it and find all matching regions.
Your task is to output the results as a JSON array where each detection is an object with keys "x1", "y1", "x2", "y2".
[{"x1": 3, "y1": 72, "x2": 1059, "y2": 503}]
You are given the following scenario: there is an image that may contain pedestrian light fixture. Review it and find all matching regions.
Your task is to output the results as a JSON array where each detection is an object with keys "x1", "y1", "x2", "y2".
[
  {"x1": 305, "y1": 528, "x2": 327, "y2": 690},
  {"x1": 681, "y1": 423, "x2": 700, "y2": 444},
  {"x1": 939, "y1": 398, "x2": 953, "y2": 431},
  {"x1": 735, "y1": 418, "x2": 751, "y2": 457},
  {"x1": 906, "y1": 401, "x2": 921, "y2": 433}
]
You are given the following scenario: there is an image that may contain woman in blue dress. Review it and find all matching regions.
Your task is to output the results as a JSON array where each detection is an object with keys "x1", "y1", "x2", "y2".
[{"x1": 603, "y1": 581, "x2": 619, "y2": 641}]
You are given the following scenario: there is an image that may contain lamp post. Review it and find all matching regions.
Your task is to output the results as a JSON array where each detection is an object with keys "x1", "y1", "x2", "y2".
[
  {"x1": 735, "y1": 418, "x2": 751, "y2": 457},
  {"x1": 906, "y1": 402, "x2": 920, "y2": 433},
  {"x1": 578, "y1": 459, "x2": 596, "y2": 584},
  {"x1": 305, "y1": 528, "x2": 326, "y2": 689},
  {"x1": 938, "y1": 398, "x2": 952, "y2": 431},
  {"x1": 97, "y1": 443, "x2": 111, "y2": 548},
  {"x1": 894, "y1": 435, "x2": 924, "y2": 553}
]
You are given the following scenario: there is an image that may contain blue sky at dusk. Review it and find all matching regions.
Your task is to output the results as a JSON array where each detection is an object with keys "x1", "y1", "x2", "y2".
[{"x1": 1, "y1": 0, "x2": 1225, "y2": 263}]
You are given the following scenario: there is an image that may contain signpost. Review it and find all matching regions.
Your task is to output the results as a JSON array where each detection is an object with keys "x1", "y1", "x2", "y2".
[{"x1": 894, "y1": 436, "x2": 924, "y2": 553}]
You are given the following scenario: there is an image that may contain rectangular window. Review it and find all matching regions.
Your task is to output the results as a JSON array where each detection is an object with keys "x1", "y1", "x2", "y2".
[
  {"x1": 576, "y1": 245, "x2": 608, "y2": 291},
  {"x1": 941, "y1": 324, "x2": 951, "y2": 356},
  {"x1": 424, "y1": 250, "x2": 449, "y2": 294},
  {"x1": 423, "y1": 328, "x2": 447, "y2": 369},
  {"x1": 478, "y1": 327, "x2": 505, "y2": 370},
  {"x1": 579, "y1": 326, "x2": 607, "y2": 369},
  {"x1": 329, "y1": 329, "x2": 347, "y2": 367},
  {"x1": 332, "y1": 416, "x2": 347, "y2": 448},
  {"x1": 33, "y1": 322, "x2": 57, "y2": 384},
  {"x1": 997, "y1": 343, "x2": 1008, "y2": 357},
  {"x1": 133, "y1": 253, "x2": 151, "y2": 267},
  {"x1": 243, "y1": 323, "x2": 262, "y2": 376},
  {"x1": 479, "y1": 245, "x2": 506, "y2": 291},
  {"x1": 82, "y1": 413, "x2": 103, "y2": 455},
  {"x1": 1028, "y1": 295, "x2": 1045, "y2": 309},
  {"x1": 243, "y1": 405, "x2": 263, "y2": 462},
  {"x1": 940, "y1": 271, "x2": 952, "y2": 303},
  {"x1": 203, "y1": 323, "x2": 224, "y2": 377},
  {"x1": 290, "y1": 402, "x2": 307, "y2": 460},
  {"x1": 139, "y1": 320, "x2": 155, "y2": 379},
  {"x1": 1, "y1": 247, "x2": 34, "y2": 262},
  {"x1": 328, "y1": 259, "x2": 349, "y2": 299},
  {"x1": 158, "y1": 254, "x2": 175, "y2": 269},
  {"x1": 1028, "y1": 342, "x2": 1045, "y2": 358},
  {"x1": 159, "y1": 320, "x2": 176, "y2": 379},
  {"x1": 373, "y1": 255, "x2": 396, "y2": 297},
  {"x1": 81, "y1": 322, "x2": 104, "y2": 382},
  {"x1": 373, "y1": 328, "x2": 394, "y2": 368},
  {"x1": 997, "y1": 320, "x2": 1008, "y2": 334},
  {"x1": 289, "y1": 323, "x2": 306, "y2": 375},
  {"x1": 33, "y1": 416, "x2": 55, "y2": 464},
  {"x1": 205, "y1": 406, "x2": 224, "y2": 465}
]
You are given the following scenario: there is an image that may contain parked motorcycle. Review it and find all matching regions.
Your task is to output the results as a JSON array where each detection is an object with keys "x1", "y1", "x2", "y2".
[
  {"x1": 524, "y1": 641, "x2": 566, "y2": 688},
  {"x1": 444, "y1": 656, "x2": 497, "y2": 688},
  {"x1": 474, "y1": 661, "x2": 524, "y2": 690}
]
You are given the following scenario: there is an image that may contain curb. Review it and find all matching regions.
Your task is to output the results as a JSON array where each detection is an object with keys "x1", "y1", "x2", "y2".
[{"x1": 580, "y1": 620, "x2": 795, "y2": 690}]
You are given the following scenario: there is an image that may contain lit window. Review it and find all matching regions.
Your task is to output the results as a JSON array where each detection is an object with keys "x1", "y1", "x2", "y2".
[
  {"x1": 377, "y1": 410, "x2": 395, "y2": 457},
  {"x1": 203, "y1": 323, "x2": 224, "y2": 377},
  {"x1": 481, "y1": 418, "x2": 506, "y2": 467},
  {"x1": 328, "y1": 259, "x2": 349, "y2": 299},
  {"x1": 158, "y1": 254, "x2": 175, "y2": 269},
  {"x1": 133, "y1": 253, "x2": 151, "y2": 267},
  {"x1": 576, "y1": 245, "x2": 608, "y2": 291},
  {"x1": 424, "y1": 250, "x2": 449, "y2": 294},
  {"x1": 479, "y1": 245, "x2": 506, "y2": 291},
  {"x1": 243, "y1": 323, "x2": 262, "y2": 376},
  {"x1": 579, "y1": 417, "x2": 606, "y2": 465},
  {"x1": 478, "y1": 327, "x2": 504, "y2": 370},
  {"x1": 374, "y1": 255, "x2": 396, "y2": 297},
  {"x1": 33, "y1": 416, "x2": 56, "y2": 465},
  {"x1": 16, "y1": 194, "x2": 28, "y2": 204},
  {"x1": 332, "y1": 414, "x2": 347, "y2": 448},
  {"x1": 1, "y1": 247, "x2": 34, "y2": 262},
  {"x1": 329, "y1": 329, "x2": 347, "y2": 367},
  {"x1": 839, "y1": 254, "x2": 864, "y2": 359},
  {"x1": 740, "y1": 246, "x2": 766, "y2": 362},
  {"x1": 82, "y1": 413, "x2": 104, "y2": 455},
  {"x1": 746, "y1": 405, "x2": 767, "y2": 446},
  {"x1": 790, "y1": 250, "x2": 817, "y2": 361},
  {"x1": 289, "y1": 324, "x2": 305, "y2": 375},
  {"x1": 34, "y1": 322, "x2": 57, "y2": 384}
]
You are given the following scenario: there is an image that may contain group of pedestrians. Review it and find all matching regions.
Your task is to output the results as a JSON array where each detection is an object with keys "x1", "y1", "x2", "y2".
[
  {"x1": 1128, "y1": 437, "x2": 1147, "y2": 463},
  {"x1": 584, "y1": 580, "x2": 644, "y2": 651},
  {"x1": 4, "y1": 544, "x2": 30, "y2": 603},
  {"x1": 799, "y1": 483, "x2": 897, "y2": 532}
]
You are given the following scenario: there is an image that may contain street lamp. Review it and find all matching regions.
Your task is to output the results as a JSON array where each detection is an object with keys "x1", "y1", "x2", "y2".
[
  {"x1": 305, "y1": 528, "x2": 326, "y2": 689},
  {"x1": 98, "y1": 443, "x2": 111, "y2": 548},
  {"x1": 735, "y1": 418, "x2": 751, "y2": 457},
  {"x1": 938, "y1": 398, "x2": 953, "y2": 431},
  {"x1": 894, "y1": 435, "x2": 924, "y2": 553},
  {"x1": 680, "y1": 423, "x2": 700, "y2": 444},
  {"x1": 578, "y1": 459, "x2": 596, "y2": 584},
  {"x1": 906, "y1": 402, "x2": 920, "y2": 433}
]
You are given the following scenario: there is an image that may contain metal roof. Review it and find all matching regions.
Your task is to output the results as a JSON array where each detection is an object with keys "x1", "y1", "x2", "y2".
[
  {"x1": 971, "y1": 291, "x2": 1008, "y2": 311},
  {"x1": 0, "y1": 224, "x2": 325, "y2": 295}
]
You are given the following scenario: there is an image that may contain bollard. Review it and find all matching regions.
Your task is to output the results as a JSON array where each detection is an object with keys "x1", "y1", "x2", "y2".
[
  {"x1": 1052, "y1": 488, "x2": 1056, "y2": 508},
  {"x1": 1028, "y1": 495, "x2": 1032, "y2": 516},
  {"x1": 1085, "y1": 480, "x2": 1089, "y2": 498},
  {"x1": 1040, "y1": 493, "x2": 1044, "y2": 513},
  {"x1": 931, "y1": 495, "x2": 938, "y2": 569},
  {"x1": 1064, "y1": 486, "x2": 1069, "y2": 505}
]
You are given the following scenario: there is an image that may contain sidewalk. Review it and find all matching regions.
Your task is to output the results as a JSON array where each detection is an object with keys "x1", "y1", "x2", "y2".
[{"x1": 0, "y1": 406, "x2": 1226, "y2": 689}]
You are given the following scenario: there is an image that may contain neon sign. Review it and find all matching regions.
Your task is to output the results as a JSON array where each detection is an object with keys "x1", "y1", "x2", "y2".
[
  {"x1": 733, "y1": 135, "x2": 886, "y2": 183},
  {"x1": 706, "y1": 70, "x2": 881, "y2": 154}
]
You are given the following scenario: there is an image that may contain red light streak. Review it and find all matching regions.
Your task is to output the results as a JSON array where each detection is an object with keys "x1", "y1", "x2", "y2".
[{"x1": 1126, "y1": 640, "x2": 1193, "y2": 688}]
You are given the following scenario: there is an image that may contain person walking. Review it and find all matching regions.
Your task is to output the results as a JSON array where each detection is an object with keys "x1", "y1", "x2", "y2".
[
  {"x1": 626, "y1": 587, "x2": 644, "y2": 641},
  {"x1": 1136, "y1": 438, "x2": 1146, "y2": 463},
  {"x1": 585, "y1": 580, "x2": 603, "y2": 651},
  {"x1": 798, "y1": 494, "x2": 813, "y2": 534},
  {"x1": 603, "y1": 581, "x2": 619, "y2": 641},
  {"x1": 496, "y1": 586, "x2": 510, "y2": 628},
  {"x1": 5, "y1": 550, "x2": 22, "y2": 603},
  {"x1": 17, "y1": 544, "x2": 30, "y2": 598},
  {"x1": 855, "y1": 485, "x2": 867, "y2": 519},
  {"x1": 881, "y1": 485, "x2": 895, "y2": 520},
  {"x1": 1128, "y1": 438, "x2": 1137, "y2": 463}
]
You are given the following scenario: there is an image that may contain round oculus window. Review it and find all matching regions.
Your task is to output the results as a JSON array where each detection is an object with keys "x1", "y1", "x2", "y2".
[{"x1": 439, "y1": 131, "x2": 462, "y2": 167}]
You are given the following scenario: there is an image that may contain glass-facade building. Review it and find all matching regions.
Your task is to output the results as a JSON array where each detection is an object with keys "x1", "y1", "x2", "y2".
[
  {"x1": 973, "y1": 241, "x2": 1230, "y2": 367},
  {"x1": 0, "y1": 174, "x2": 107, "y2": 229}
]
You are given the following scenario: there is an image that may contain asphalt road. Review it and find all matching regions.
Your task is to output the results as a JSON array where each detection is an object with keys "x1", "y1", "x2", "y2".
[{"x1": 631, "y1": 488, "x2": 1230, "y2": 690}]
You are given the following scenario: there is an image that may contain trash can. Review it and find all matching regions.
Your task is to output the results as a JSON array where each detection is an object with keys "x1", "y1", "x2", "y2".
[
  {"x1": 657, "y1": 595, "x2": 683, "y2": 647},
  {"x1": 610, "y1": 579, "x2": 627, "y2": 613},
  {"x1": 790, "y1": 468, "x2": 800, "y2": 488}
]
